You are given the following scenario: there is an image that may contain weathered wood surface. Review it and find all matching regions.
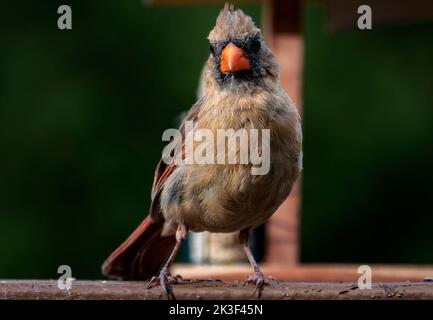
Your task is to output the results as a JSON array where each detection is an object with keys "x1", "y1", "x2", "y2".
[{"x1": 1, "y1": 280, "x2": 432, "y2": 300}]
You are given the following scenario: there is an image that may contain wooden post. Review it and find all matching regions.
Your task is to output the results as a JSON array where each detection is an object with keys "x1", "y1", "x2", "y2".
[{"x1": 262, "y1": 0, "x2": 303, "y2": 265}]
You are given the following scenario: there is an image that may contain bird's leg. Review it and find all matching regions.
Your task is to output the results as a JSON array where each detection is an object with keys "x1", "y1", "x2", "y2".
[
  {"x1": 147, "y1": 224, "x2": 187, "y2": 300},
  {"x1": 240, "y1": 228, "x2": 276, "y2": 298}
]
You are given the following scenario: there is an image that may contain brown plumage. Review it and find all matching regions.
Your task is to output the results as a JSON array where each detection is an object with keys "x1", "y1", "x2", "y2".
[{"x1": 102, "y1": 3, "x2": 302, "y2": 299}]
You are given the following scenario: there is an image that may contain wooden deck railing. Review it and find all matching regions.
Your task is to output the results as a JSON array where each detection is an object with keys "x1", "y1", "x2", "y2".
[{"x1": 1, "y1": 279, "x2": 433, "y2": 300}]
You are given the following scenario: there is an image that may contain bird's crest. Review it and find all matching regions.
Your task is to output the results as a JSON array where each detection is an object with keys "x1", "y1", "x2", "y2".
[{"x1": 208, "y1": 3, "x2": 261, "y2": 43}]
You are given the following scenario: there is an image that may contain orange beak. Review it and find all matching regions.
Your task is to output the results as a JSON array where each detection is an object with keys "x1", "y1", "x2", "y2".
[{"x1": 220, "y1": 43, "x2": 251, "y2": 73}]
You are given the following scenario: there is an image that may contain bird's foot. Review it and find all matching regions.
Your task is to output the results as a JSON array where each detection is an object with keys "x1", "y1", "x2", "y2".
[
  {"x1": 242, "y1": 271, "x2": 278, "y2": 298},
  {"x1": 147, "y1": 267, "x2": 183, "y2": 300}
]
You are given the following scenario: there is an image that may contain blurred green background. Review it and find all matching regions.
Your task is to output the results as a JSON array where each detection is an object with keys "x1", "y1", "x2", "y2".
[
  {"x1": 0, "y1": 1, "x2": 432, "y2": 279},
  {"x1": 301, "y1": 4, "x2": 433, "y2": 264}
]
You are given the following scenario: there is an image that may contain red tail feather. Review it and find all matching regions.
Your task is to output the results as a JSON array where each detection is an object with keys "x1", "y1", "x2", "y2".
[{"x1": 101, "y1": 216, "x2": 176, "y2": 280}]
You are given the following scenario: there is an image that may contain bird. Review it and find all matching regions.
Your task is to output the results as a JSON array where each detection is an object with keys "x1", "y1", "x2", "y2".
[{"x1": 102, "y1": 3, "x2": 302, "y2": 299}]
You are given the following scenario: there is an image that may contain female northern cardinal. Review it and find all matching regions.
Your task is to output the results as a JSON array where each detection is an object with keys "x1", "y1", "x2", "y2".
[{"x1": 102, "y1": 4, "x2": 302, "y2": 299}]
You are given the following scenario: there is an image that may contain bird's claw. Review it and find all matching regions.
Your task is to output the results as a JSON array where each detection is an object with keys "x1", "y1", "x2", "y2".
[
  {"x1": 147, "y1": 268, "x2": 183, "y2": 300},
  {"x1": 242, "y1": 271, "x2": 277, "y2": 298}
]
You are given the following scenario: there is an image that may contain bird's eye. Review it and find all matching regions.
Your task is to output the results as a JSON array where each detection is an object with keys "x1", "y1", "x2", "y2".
[
  {"x1": 249, "y1": 38, "x2": 261, "y2": 53},
  {"x1": 209, "y1": 44, "x2": 216, "y2": 55}
]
